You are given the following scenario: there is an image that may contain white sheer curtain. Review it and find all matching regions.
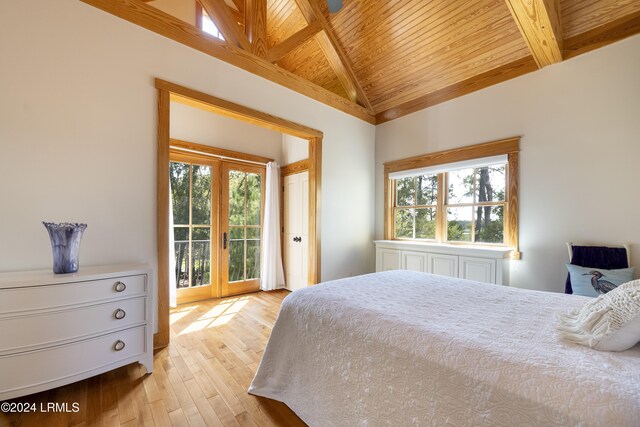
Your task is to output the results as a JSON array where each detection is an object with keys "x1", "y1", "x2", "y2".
[
  {"x1": 168, "y1": 183, "x2": 177, "y2": 308},
  {"x1": 261, "y1": 162, "x2": 285, "y2": 291}
]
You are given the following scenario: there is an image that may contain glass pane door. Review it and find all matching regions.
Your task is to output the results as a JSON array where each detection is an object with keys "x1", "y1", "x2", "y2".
[
  {"x1": 170, "y1": 155, "x2": 218, "y2": 304},
  {"x1": 221, "y1": 162, "x2": 264, "y2": 297}
]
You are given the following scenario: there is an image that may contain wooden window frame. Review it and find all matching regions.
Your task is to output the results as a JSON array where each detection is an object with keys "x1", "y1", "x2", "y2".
[
  {"x1": 155, "y1": 78, "x2": 323, "y2": 349},
  {"x1": 384, "y1": 137, "x2": 520, "y2": 258},
  {"x1": 392, "y1": 174, "x2": 439, "y2": 241}
]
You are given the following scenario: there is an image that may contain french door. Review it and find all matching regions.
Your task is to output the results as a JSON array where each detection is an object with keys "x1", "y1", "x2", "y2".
[
  {"x1": 170, "y1": 152, "x2": 265, "y2": 304},
  {"x1": 221, "y1": 162, "x2": 265, "y2": 297},
  {"x1": 170, "y1": 153, "x2": 219, "y2": 304}
]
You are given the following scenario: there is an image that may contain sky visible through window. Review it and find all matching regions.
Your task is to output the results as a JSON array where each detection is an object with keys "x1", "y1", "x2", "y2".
[{"x1": 202, "y1": 11, "x2": 224, "y2": 41}]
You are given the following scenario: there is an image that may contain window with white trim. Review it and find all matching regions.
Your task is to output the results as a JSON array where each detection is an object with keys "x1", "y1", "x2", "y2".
[{"x1": 386, "y1": 141, "x2": 518, "y2": 251}]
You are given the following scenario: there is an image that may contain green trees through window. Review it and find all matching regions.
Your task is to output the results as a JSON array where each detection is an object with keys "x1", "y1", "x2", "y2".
[
  {"x1": 170, "y1": 161, "x2": 212, "y2": 289},
  {"x1": 446, "y1": 166, "x2": 505, "y2": 243},
  {"x1": 228, "y1": 171, "x2": 262, "y2": 283},
  {"x1": 393, "y1": 165, "x2": 506, "y2": 244},
  {"x1": 394, "y1": 174, "x2": 438, "y2": 239}
]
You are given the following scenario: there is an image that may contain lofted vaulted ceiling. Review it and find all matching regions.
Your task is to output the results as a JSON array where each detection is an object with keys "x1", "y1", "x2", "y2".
[{"x1": 88, "y1": 0, "x2": 640, "y2": 124}]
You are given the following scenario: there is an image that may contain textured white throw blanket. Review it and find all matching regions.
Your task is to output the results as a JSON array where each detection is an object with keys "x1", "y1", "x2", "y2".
[
  {"x1": 249, "y1": 270, "x2": 640, "y2": 426},
  {"x1": 557, "y1": 279, "x2": 640, "y2": 351}
]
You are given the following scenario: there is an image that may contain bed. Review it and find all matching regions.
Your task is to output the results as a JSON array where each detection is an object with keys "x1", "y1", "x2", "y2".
[{"x1": 249, "y1": 270, "x2": 640, "y2": 426}]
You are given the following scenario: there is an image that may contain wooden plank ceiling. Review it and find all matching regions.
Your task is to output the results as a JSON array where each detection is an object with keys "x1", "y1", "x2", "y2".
[{"x1": 96, "y1": 0, "x2": 640, "y2": 124}]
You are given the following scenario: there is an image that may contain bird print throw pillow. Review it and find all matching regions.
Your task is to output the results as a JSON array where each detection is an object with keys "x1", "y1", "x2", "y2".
[{"x1": 566, "y1": 264, "x2": 636, "y2": 297}]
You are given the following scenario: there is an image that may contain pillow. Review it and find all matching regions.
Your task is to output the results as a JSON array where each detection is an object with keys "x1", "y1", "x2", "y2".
[
  {"x1": 556, "y1": 279, "x2": 640, "y2": 351},
  {"x1": 565, "y1": 264, "x2": 635, "y2": 297}
]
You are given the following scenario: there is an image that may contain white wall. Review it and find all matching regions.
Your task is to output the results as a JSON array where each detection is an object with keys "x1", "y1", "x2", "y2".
[
  {"x1": 148, "y1": 0, "x2": 196, "y2": 26},
  {"x1": 171, "y1": 102, "x2": 283, "y2": 163},
  {"x1": 282, "y1": 134, "x2": 309, "y2": 165},
  {"x1": 376, "y1": 35, "x2": 640, "y2": 292},
  {"x1": 0, "y1": 0, "x2": 375, "y2": 294}
]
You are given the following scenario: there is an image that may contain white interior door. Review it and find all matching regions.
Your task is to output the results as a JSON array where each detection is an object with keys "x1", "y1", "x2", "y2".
[{"x1": 284, "y1": 171, "x2": 309, "y2": 291}]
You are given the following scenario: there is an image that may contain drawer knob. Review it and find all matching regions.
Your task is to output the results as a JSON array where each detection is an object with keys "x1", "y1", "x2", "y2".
[
  {"x1": 114, "y1": 281, "x2": 127, "y2": 292},
  {"x1": 114, "y1": 309, "x2": 126, "y2": 320},
  {"x1": 114, "y1": 340, "x2": 126, "y2": 351}
]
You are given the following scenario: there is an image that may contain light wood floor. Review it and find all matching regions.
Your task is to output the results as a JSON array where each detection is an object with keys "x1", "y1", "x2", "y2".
[{"x1": 0, "y1": 290, "x2": 306, "y2": 427}]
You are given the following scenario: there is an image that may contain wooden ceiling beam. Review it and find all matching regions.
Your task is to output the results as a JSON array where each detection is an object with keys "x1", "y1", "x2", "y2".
[
  {"x1": 245, "y1": 0, "x2": 267, "y2": 58},
  {"x1": 199, "y1": 0, "x2": 251, "y2": 51},
  {"x1": 293, "y1": 0, "x2": 374, "y2": 113},
  {"x1": 267, "y1": 20, "x2": 323, "y2": 63},
  {"x1": 80, "y1": 0, "x2": 374, "y2": 123},
  {"x1": 563, "y1": 10, "x2": 640, "y2": 60},
  {"x1": 196, "y1": 2, "x2": 244, "y2": 31},
  {"x1": 294, "y1": 0, "x2": 314, "y2": 20},
  {"x1": 228, "y1": 7, "x2": 245, "y2": 29},
  {"x1": 505, "y1": 0, "x2": 563, "y2": 67},
  {"x1": 230, "y1": 0, "x2": 245, "y2": 16},
  {"x1": 317, "y1": 33, "x2": 363, "y2": 105}
]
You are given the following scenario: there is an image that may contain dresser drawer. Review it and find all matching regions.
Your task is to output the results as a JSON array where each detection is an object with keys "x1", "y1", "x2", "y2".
[
  {"x1": 0, "y1": 326, "x2": 147, "y2": 396},
  {"x1": 0, "y1": 297, "x2": 147, "y2": 355},
  {"x1": 0, "y1": 274, "x2": 146, "y2": 315}
]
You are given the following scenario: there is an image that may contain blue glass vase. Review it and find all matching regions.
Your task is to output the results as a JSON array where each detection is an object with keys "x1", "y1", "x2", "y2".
[{"x1": 42, "y1": 222, "x2": 88, "y2": 274}]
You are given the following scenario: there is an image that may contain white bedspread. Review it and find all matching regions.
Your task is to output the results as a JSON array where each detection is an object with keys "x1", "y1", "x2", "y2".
[{"x1": 249, "y1": 271, "x2": 640, "y2": 426}]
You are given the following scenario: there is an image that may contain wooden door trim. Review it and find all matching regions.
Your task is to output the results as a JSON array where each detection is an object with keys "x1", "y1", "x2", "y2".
[
  {"x1": 158, "y1": 79, "x2": 325, "y2": 138},
  {"x1": 308, "y1": 138, "x2": 321, "y2": 286},
  {"x1": 171, "y1": 138, "x2": 274, "y2": 164},
  {"x1": 281, "y1": 159, "x2": 309, "y2": 176},
  {"x1": 156, "y1": 89, "x2": 170, "y2": 348},
  {"x1": 156, "y1": 80, "x2": 323, "y2": 348}
]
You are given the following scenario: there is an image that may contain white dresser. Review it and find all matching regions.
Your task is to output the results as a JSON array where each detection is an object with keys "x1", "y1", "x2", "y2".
[
  {"x1": 375, "y1": 240, "x2": 512, "y2": 285},
  {"x1": 0, "y1": 264, "x2": 153, "y2": 401}
]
